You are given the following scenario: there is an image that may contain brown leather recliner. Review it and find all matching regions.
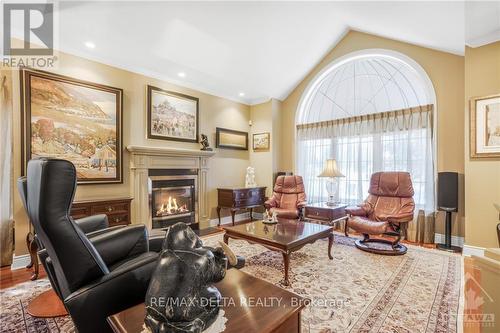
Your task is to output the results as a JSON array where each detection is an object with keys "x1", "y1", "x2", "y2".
[
  {"x1": 345, "y1": 172, "x2": 415, "y2": 255},
  {"x1": 264, "y1": 175, "x2": 307, "y2": 220}
]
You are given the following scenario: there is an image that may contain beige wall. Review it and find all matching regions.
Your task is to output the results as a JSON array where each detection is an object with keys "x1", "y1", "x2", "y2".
[
  {"x1": 248, "y1": 99, "x2": 283, "y2": 197},
  {"x1": 464, "y1": 42, "x2": 500, "y2": 249},
  {"x1": 10, "y1": 50, "x2": 250, "y2": 256},
  {"x1": 280, "y1": 30, "x2": 465, "y2": 236}
]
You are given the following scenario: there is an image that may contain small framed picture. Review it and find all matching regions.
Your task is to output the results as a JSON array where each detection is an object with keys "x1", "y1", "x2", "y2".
[
  {"x1": 147, "y1": 85, "x2": 199, "y2": 143},
  {"x1": 470, "y1": 94, "x2": 500, "y2": 158},
  {"x1": 253, "y1": 132, "x2": 270, "y2": 151},
  {"x1": 216, "y1": 127, "x2": 248, "y2": 150}
]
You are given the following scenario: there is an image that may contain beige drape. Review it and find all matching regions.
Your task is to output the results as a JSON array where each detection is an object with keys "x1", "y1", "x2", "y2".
[{"x1": 0, "y1": 70, "x2": 14, "y2": 266}]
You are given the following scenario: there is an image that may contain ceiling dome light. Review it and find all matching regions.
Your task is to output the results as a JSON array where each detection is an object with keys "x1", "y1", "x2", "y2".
[
  {"x1": 239, "y1": 92, "x2": 245, "y2": 97},
  {"x1": 178, "y1": 72, "x2": 186, "y2": 78},
  {"x1": 84, "y1": 41, "x2": 95, "y2": 49}
]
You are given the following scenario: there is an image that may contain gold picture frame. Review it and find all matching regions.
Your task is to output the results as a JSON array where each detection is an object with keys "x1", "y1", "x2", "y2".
[
  {"x1": 470, "y1": 94, "x2": 500, "y2": 159},
  {"x1": 253, "y1": 132, "x2": 270, "y2": 151}
]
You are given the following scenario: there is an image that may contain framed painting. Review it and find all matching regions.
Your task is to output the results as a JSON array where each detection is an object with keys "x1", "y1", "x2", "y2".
[
  {"x1": 147, "y1": 85, "x2": 199, "y2": 143},
  {"x1": 470, "y1": 94, "x2": 500, "y2": 159},
  {"x1": 253, "y1": 132, "x2": 270, "y2": 151},
  {"x1": 216, "y1": 127, "x2": 248, "y2": 150},
  {"x1": 20, "y1": 68, "x2": 123, "y2": 184}
]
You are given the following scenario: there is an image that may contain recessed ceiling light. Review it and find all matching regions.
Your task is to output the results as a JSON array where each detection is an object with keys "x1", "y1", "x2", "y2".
[
  {"x1": 239, "y1": 92, "x2": 245, "y2": 97},
  {"x1": 178, "y1": 72, "x2": 186, "y2": 78},
  {"x1": 84, "y1": 41, "x2": 95, "y2": 49}
]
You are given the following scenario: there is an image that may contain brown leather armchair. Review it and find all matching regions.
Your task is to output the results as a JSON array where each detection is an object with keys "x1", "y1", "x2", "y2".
[
  {"x1": 264, "y1": 175, "x2": 307, "y2": 220},
  {"x1": 345, "y1": 172, "x2": 415, "y2": 255}
]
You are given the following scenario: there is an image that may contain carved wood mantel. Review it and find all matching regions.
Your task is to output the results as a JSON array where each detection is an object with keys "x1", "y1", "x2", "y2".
[{"x1": 127, "y1": 145, "x2": 216, "y2": 229}]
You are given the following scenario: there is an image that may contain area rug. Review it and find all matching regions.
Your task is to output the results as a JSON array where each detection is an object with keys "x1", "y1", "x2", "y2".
[{"x1": 0, "y1": 234, "x2": 463, "y2": 333}]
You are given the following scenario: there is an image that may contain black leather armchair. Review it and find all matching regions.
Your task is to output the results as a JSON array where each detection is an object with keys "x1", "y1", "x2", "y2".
[{"x1": 23, "y1": 158, "x2": 159, "y2": 332}]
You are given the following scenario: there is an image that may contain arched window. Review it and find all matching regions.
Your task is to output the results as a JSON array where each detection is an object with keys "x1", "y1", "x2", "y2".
[{"x1": 296, "y1": 50, "x2": 435, "y2": 213}]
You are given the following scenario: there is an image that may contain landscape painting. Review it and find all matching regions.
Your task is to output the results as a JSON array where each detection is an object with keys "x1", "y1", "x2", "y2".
[
  {"x1": 216, "y1": 127, "x2": 248, "y2": 150},
  {"x1": 470, "y1": 94, "x2": 500, "y2": 158},
  {"x1": 21, "y1": 69, "x2": 123, "y2": 184},
  {"x1": 147, "y1": 85, "x2": 199, "y2": 142}
]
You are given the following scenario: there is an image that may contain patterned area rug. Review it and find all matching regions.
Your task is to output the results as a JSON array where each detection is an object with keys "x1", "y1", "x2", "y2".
[{"x1": 0, "y1": 234, "x2": 462, "y2": 333}]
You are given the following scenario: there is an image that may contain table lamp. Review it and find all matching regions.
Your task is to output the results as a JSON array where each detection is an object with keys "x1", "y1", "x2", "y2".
[{"x1": 318, "y1": 159, "x2": 344, "y2": 206}]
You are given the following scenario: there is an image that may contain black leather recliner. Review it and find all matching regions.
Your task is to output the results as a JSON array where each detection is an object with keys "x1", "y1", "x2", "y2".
[
  {"x1": 18, "y1": 176, "x2": 128, "y2": 298},
  {"x1": 23, "y1": 158, "x2": 159, "y2": 332}
]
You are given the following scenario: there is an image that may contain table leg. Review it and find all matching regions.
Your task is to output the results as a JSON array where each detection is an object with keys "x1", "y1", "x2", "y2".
[
  {"x1": 282, "y1": 252, "x2": 290, "y2": 286},
  {"x1": 328, "y1": 233, "x2": 334, "y2": 260},
  {"x1": 249, "y1": 208, "x2": 253, "y2": 221},
  {"x1": 223, "y1": 234, "x2": 229, "y2": 245},
  {"x1": 216, "y1": 206, "x2": 222, "y2": 226},
  {"x1": 230, "y1": 209, "x2": 236, "y2": 226},
  {"x1": 26, "y1": 232, "x2": 39, "y2": 280}
]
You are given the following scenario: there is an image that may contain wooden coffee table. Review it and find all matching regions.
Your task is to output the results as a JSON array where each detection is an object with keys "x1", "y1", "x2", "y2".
[
  {"x1": 107, "y1": 269, "x2": 305, "y2": 333},
  {"x1": 222, "y1": 219, "x2": 334, "y2": 286}
]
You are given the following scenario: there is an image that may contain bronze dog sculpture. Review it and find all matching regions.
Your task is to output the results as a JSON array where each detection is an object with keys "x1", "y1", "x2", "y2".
[{"x1": 145, "y1": 223, "x2": 227, "y2": 332}]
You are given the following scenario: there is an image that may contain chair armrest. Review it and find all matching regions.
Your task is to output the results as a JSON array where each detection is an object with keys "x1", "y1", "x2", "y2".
[
  {"x1": 386, "y1": 213, "x2": 414, "y2": 224},
  {"x1": 297, "y1": 201, "x2": 307, "y2": 209},
  {"x1": 264, "y1": 198, "x2": 278, "y2": 209},
  {"x1": 75, "y1": 214, "x2": 109, "y2": 234},
  {"x1": 345, "y1": 206, "x2": 369, "y2": 216},
  {"x1": 64, "y1": 252, "x2": 158, "y2": 332},
  {"x1": 86, "y1": 225, "x2": 126, "y2": 238},
  {"x1": 90, "y1": 224, "x2": 150, "y2": 267}
]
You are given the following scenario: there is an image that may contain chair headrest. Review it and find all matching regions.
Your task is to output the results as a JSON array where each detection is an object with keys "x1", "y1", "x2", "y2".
[
  {"x1": 368, "y1": 172, "x2": 414, "y2": 198},
  {"x1": 273, "y1": 175, "x2": 305, "y2": 194},
  {"x1": 27, "y1": 158, "x2": 77, "y2": 221}
]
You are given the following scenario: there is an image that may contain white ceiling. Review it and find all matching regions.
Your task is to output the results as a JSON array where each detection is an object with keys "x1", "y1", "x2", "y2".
[
  {"x1": 10, "y1": 1, "x2": 493, "y2": 105},
  {"x1": 465, "y1": 1, "x2": 500, "y2": 48}
]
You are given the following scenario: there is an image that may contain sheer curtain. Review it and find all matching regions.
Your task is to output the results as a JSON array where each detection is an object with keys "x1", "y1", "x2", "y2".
[
  {"x1": 297, "y1": 105, "x2": 435, "y2": 232},
  {"x1": 0, "y1": 72, "x2": 14, "y2": 265}
]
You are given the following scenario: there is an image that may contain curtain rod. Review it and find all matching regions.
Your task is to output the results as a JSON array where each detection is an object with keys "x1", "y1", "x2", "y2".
[{"x1": 296, "y1": 104, "x2": 433, "y2": 130}]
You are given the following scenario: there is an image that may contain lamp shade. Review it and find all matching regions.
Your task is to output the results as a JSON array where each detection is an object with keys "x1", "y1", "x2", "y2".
[{"x1": 318, "y1": 159, "x2": 345, "y2": 178}]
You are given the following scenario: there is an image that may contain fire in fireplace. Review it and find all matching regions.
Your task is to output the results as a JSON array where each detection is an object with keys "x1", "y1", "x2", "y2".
[
  {"x1": 154, "y1": 186, "x2": 192, "y2": 218},
  {"x1": 148, "y1": 169, "x2": 198, "y2": 230}
]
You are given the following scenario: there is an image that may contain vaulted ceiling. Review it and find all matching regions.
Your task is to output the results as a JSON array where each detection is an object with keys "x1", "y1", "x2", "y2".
[{"x1": 10, "y1": 1, "x2": 500, "y2": 105}]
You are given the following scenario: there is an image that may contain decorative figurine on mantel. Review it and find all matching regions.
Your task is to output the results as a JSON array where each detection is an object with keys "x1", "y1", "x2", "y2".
[
  {"x1": 245, "y1": 166, "x2": 257, "y2": 188},
  {"x1": 200, "y1": 134, "x2": 213, "y2": 151},
  {"x1": 144, "y1": 223, "x2": 227, "y2": 333}
]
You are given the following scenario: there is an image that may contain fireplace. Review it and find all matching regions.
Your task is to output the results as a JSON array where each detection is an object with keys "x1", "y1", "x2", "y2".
[{"x1": 148, "y1": 169, "x2": 198, "y2": 230}]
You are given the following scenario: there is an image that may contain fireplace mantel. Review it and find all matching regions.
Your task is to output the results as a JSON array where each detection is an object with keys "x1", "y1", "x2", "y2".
[
  {"x1": 127, "y1": 145, "x2": 215, "y2": 229},
  {"x1": 127, "y1": 145, "x2": 216, "y2": 158}
]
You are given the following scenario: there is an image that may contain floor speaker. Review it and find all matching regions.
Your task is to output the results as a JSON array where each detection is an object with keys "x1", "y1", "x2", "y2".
[{"x1": 436, "y1": 172, "x2": 461, "y2": 253}]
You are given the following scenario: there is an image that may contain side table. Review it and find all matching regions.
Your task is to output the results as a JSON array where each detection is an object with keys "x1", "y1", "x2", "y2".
[{"x1": 304, "y1": 202, "x2": 348, "y2": 230}]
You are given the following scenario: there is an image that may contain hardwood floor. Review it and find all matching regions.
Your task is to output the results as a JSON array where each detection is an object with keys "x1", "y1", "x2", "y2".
[
  {"x1": 0, "y1": 263, "x2": 47, "y2": 289},
  {"x1": 0, "y1": 225, "x2": 481, "y2": 332}
]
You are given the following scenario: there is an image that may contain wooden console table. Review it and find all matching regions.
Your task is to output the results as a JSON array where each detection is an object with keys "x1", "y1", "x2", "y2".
[
  {"x1": 71, "y1": 197, "x2": 133, "y2": 227},
  {"x1": 216, "y1": 186, "x2": 266, "y2": 226}
]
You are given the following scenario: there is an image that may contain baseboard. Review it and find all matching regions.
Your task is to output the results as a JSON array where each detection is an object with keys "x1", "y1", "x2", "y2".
[
  {"x1": 11, "y1": 254, "x2": 31, "y2": 270},
  {"x1": 434, "y1": 233, "x2": 464, "y2": 248},
  {"x1": 462, "y1": 244, "x2": 485, "y2": 257}
]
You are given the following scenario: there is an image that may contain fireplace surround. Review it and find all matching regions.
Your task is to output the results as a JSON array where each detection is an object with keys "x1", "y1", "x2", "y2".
[{"x1": 127, "y1": 145, "x2": 215, "y2": 230}]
